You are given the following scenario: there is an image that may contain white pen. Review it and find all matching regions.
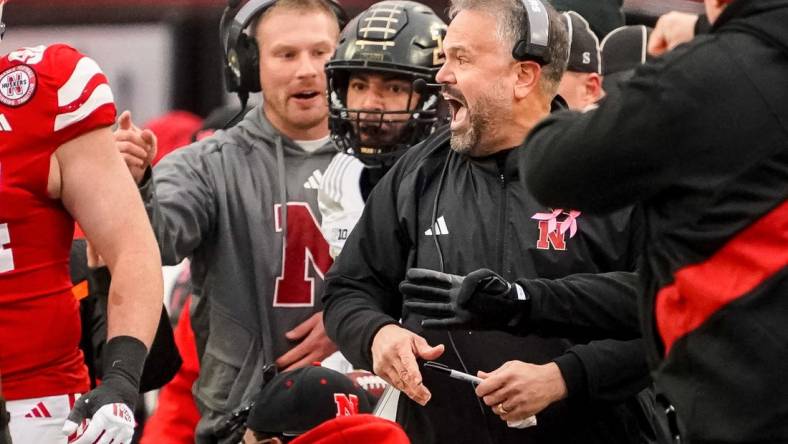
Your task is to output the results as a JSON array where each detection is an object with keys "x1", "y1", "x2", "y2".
[
  {"x1": 423, "y1": 361, "x2": 482, "y2": 385},
  {"x1": 423, "y1": 361, "x2": 538, "y2": 429}
]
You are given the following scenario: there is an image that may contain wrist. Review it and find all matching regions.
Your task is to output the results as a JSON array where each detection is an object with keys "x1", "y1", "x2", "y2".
[
  {"x1": 372, "y1": 324, "x2": 404, "y2": 348},
  {"x1": 544, "y1": 362, "x2": 568, "y2": 402},
  {"x1": 103, "y1": 336, "x2": 148, "y2": 402},
  {"x1": 367, "y1": 321, "x2": 400, "y2": 366}
]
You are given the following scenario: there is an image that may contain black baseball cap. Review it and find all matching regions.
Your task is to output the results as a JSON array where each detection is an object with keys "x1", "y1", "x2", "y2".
[
  {"x1": 601, "y1": 25, "x2": 653, "y2": 76},
  {"x1": 563, "y1": 11, "x2": 601, "y2": 74},
  {"x1": 548, "y1": 0, "x2": 624, "y2": 37},
  {"x1": 246, "y1": 365, "x2": 373, "y2": 437},
  {"x1": 600, "y1": 25, "x2": 653, "y2": 95}
]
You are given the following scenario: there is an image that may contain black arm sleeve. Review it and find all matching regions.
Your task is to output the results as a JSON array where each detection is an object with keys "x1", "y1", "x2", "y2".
[
  {"x1": 521, "y1": 56, "x2": 695, "y2": 213},
  {"x1": 322, "y1": 161, "x2": 413, "y2": 370},
  {"x1": 514, "y1": 272, "x2": 648, "y2": 401},
  {"x1": 518, "y1": 271, "x2": 641, "y2": 340},
  {"x1": 557, "y1": 339, "x2": 650, "y2": 402},
  {"x1": 695, "y1": 14, "x2": 711, "y2": 35},
  {"x1": 522, "y1": 42, "x2": 776, "y2": 214}
]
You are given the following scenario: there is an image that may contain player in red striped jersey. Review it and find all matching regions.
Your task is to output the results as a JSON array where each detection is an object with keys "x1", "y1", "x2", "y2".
[{"x1": 0, "y1": 2, "x2": 163, "y2": 443}]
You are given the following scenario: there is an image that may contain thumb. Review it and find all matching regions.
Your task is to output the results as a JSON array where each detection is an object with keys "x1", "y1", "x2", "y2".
[
  {"x1": 61, "y1": 419, "x2": 79, "y2": 436},
  {"x1": 647, "y1": 31, "x2": 667, "y2": 56},
  {"x1": 285, "y1": 316, "x2": 315, "y2": 340},
  {"x1": 140, "y1": 129, "x2": 157, "y2": 147},
  {"x1": 65, "y1": 401, "x2": 88, "y2": 427},
  {"x1": 414, "y1": 338, "x2": 445, "y2": 361},
  {"x1": 477, "y1": 370, "x2": 490, "y2": 379},
  {"x1": 118, "y1": 110, "x2": 133, "y2": 130}
]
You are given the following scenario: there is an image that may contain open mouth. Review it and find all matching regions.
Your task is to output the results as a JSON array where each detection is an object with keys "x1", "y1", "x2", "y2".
[
  {"x1": 445, "y1": 97, "x2": 468, "y2": 129},
  {"x1": 292, "y1": 90, "x2": 320, "y2": 100}
]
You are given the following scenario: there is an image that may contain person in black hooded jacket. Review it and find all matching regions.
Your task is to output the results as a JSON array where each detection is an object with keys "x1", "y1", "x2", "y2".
[
  {"x1": 510, "y1": 0, "x2": 788, "y2": 442},
  {"x1": 323, "y1": 1, "x2": 663, "y2": 443}
]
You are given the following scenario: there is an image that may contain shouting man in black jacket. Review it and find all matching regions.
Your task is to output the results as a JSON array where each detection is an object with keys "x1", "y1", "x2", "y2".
[{"x1": 323, "y1": 1, "x2": 661, "y2": 443}]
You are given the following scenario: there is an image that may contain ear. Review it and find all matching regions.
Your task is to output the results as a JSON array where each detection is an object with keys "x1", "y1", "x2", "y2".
[
  {"x1": 513, "y1": 61, "x2": 541, "y2": 100},
  {"x1": 584, "y1": 73, "x2": 603, "y2": 103}
]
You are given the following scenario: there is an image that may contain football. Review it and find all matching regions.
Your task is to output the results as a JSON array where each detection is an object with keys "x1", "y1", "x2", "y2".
[{"x1": 345, "y1": 370, "x2": 389, "y2": 402}]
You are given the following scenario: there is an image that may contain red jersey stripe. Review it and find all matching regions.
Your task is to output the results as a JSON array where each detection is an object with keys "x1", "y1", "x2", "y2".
[
  {"x1": 656, "y1": 199, "x2": 788, "y2": 355},
  {"x1": 56, "y1": 72, "x2": 108, "y2": 116}
]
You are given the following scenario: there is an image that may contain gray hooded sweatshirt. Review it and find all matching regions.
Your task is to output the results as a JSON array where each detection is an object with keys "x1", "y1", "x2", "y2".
[{"x1": 140, "y1": 105, "x2": 336, "y2": 443}]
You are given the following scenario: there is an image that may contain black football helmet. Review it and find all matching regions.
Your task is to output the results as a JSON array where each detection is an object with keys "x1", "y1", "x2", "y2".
[{"x1": 326, "y1": 1, "x2": 447, "y2": 168}]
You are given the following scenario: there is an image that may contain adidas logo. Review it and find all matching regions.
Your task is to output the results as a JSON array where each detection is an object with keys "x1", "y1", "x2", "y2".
[
  {"x1": 0, "y1": 114, "x2": 11, "y2": 131},
  {"x1": 424, "y1": 216, "x2": 450, "y2": 236},
  {"x1": 303, "y1": 169, "x2": 324, "y2": 190},
  {"x1": 24, "y1": 402, "x2": 52, "y2": 418}
]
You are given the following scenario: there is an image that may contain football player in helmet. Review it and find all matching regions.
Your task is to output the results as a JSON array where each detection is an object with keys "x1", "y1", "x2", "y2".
[
  {"x1": 320, "y1": 0, "x2": 447, "y2": 258},
  {"x1": 0, "y1": 2, "x2": 163, "y2": 443}
]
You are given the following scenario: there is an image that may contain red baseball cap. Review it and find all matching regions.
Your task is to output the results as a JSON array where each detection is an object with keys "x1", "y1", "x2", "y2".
[{"x1": 290, "y1": 414, "x2": 410, "y2": 444}]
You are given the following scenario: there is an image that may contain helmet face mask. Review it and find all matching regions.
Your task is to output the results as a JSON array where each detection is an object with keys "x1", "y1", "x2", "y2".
[
  {"x1": 329, "y1": 67, "x2": 440, "y2": 167},
  {"x1": 327, "y1": 1, "x2": 447, "y2": 168}
]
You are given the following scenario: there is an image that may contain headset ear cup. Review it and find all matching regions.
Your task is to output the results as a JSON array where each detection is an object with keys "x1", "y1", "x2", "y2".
[
  {"x1": 236, "y1": 33, "x2": 262, "y2": 94},
  {"x1": 512, "y1": 40, "x2": 528, "y2": 61}
]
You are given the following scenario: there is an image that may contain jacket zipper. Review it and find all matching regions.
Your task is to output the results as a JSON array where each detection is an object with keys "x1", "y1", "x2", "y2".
[{"x1": 497, "y1": 172, "x2": 507, "y2": 272}]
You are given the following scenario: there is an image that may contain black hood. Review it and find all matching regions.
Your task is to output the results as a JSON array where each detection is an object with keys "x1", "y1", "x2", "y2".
[{"x1": 714, "y1": 0, "x2": 788, "y2": 54}]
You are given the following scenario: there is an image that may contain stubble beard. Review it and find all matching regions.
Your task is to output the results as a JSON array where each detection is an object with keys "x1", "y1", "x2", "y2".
[{"x1": 449, "y1": 94, "x2": 502, "y2": 157}]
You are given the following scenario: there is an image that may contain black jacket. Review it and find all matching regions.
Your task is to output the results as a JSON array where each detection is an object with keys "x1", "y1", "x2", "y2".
[
  {"x1": 522, "y1": 0, "x2": 788, "y2": 442},
  {"x1": 323, "y1": 126, "x2": 659, "y2": 444}
]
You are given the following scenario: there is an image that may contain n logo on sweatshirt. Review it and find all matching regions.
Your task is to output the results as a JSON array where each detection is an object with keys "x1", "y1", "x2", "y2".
[{"x1": 273, "y1": 203, "x2": 333, "y2": 306}]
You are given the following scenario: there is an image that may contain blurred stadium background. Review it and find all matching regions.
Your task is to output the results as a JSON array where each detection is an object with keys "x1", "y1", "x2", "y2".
[{"x1": 6, "y1": 0, "x2": 705, "y2": 125}]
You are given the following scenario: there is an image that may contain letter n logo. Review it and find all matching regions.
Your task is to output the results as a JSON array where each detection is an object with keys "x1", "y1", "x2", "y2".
[
  {"x1": 273, "y1": 203, "x2": 333, "y2": 306},
  {"x1": 536, "y1": 220, "x2": 566, "y2": 251},
  {"x1": 333, "y1": 393, "x2": 360, "y2": 417}
]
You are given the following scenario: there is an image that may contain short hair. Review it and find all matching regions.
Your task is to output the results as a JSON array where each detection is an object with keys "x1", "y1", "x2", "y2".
[
  {"x1": 251, "y1": 0, "x2": 341, "y2": 39},
  {"x1": 449, "y1": 0, "x2": 569, "y2": 97}
]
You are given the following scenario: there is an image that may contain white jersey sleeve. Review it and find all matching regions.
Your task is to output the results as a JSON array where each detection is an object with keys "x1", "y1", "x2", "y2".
[{"x1": 318, "y1": 153, "x2": 367, "y2": 259}]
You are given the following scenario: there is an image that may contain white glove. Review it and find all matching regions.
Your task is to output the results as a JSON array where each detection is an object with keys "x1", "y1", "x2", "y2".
[{"x1": 62, "y1": 403, "x2": 135, "y2": 444}]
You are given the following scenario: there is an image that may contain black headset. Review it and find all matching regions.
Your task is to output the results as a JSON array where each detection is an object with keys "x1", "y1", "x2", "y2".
[
  {"x1": 220, "y1": 0, "x2": 348, "y2": 97},
  {"x1": 512, "y1": 0, "x2": 551, "y2": 64}
]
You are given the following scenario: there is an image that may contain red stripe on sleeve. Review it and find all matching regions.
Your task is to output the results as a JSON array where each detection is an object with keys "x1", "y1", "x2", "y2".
[{"x1": 56, "y1": 73, "x2": 108, "y2": 115}]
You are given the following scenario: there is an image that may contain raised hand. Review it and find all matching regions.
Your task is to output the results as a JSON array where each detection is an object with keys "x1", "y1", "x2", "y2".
[
  {"x1": 114, "y1": 110, "x2": 157, "y2": 184},
  {"x1": 370, "y1": 324, "x2": 444, "y2": 406}
]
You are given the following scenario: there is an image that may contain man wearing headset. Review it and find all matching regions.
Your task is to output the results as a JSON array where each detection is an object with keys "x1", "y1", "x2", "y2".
[
  {"x1": 323, "y1": 1, "x2": 658, "y2": 443},
  {"x1": 0, "y1": 1, "x2": 163, "y2": 444},
  {"x1": 115, "y1": 1, "x2": 345, "y2": 442}
]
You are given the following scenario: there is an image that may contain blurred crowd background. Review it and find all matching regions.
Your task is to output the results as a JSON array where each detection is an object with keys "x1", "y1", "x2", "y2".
[{"x1": 8, "y1": 0, "x2": 703, "y2": 126}]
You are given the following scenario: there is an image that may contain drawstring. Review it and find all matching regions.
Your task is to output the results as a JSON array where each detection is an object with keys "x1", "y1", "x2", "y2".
[{"x1": 275, "y1": 134, "x2": 288, "y2": 248}]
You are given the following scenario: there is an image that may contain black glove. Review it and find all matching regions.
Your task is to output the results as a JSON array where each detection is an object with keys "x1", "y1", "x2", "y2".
[
  {"x1": 63, "y1": 336, "x2": 147, "y2": 443},
  {"x1": 400, "y1": 268, "x2": 530, "y2": 330}
]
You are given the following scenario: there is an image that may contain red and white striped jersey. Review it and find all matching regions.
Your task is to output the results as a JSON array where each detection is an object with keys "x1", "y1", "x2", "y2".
[{"x1": 0, "y1": 44, "x2": 116, "y2": 400}]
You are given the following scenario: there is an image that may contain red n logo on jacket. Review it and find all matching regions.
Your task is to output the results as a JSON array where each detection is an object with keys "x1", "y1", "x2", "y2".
[
  {"x1": 532, "y1": 209, "x2": 581, "y2": 251},
  {"x1": 536, "y1": 220, "x2": 567, "y2": 250}
]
